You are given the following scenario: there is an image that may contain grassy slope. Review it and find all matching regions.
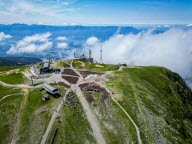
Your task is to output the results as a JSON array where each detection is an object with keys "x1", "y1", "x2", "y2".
[
  {"x1": 106, "y1": 66, "x2": 192, "y2": 144},
  {"x1": 0, "y1": 85, "x2": 24, "y2": 144},
  {"x1": 0, "y1": 66, "x2": 30, "y2": 84},
  {"x1": 46, "y1": 91, "x2": 96, "y2": 144},
  {"x1": 50, "y1": 60, "x2": 71, "y2": 68},
  {"x1": 82, "y1": 90, "x2": 138, "y2": 144},
  {"x1": 17, "y1": 85, "x2": 67, "y2": 144},
  {"x1": 72, "y1": 60, "x2": 119, "y2": 72}
]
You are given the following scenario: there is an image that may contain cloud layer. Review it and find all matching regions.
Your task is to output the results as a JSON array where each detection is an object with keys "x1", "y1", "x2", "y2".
[
  {"x1": 0, "y1": 0, "x2": 79, "y2": 25},
  {"x1": 0, "y1": 32, "x2": 12, "y2": 41},
  {"x1": 57, "y1": 42, "x2": 68, "y2": 49},
  {"x1": 89, "y1": 28, "x2": 192, "y2": 85},
  {"x1": 7, "y1": 32, "x2": 52, "y2": 54},
  {"x1": 86, "y1": 37, "x2": 99, "y2": 45},
  {"x1": 56, "y1": 36, "x2": 67, "y2": 41}
]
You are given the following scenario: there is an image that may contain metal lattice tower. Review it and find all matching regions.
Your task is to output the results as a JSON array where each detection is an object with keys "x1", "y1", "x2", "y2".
[
  {"x1": 100, "y1": 45, "x2": 103, "y2": 64},
  {"x1": 47, "y1": 57, "x2": 53, "y2": 63},
  {"x1": 89, "y1": 48, "x2": 92, "y2": 58},
  {"x1": 74, "y1": 52, "x2": 76, "y2": 58}
]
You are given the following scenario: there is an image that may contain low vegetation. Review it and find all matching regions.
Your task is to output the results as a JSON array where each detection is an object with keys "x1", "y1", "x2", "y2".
[
  {"x1": 72, "y1": 60, "x2": 119, "y2": 72},
  {"x1": 1, "y1": 62, "x2": 192, "y2": 144},
  {"x1": 81, "y1": 83, "x2": 138, "y2": 144},
  {"x1": 17, "y1": 83, "x2": 67, "y2": 144},
  {"x1": 30, "y1": 82, "x2": 44, "y2": 86},
  {"x1": 51, "y1": 60, "x2": 71, "y2": 68},
  {"x1": 46, "y1": 91, "x2": 96, "y2": 144},
  {"x1": 0, "y1": 85, "x2": 24, "y2": 144},
  {"x1": 0, "y1": 66, "x2": 30, "y2": 85},
  {"x1": 106, "y1": 66, "x2": 192, "y2": 143},
  {"x1": 0, "y1": 81, "x2": 67, "y2": 144}
]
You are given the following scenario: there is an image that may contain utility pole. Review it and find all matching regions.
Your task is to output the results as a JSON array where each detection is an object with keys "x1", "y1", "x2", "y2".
[{"x1": 100, "y1": 45, "x2": 103, "y2": 64}]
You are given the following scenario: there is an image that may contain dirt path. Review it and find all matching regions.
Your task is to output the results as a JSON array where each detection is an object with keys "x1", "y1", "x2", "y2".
[
  {"x1": 72, "y1": 84, "x2": 106, "y2": 144},
  {"x1": 78, "y1": 63, "x2": 143, "y2": 144},
  {"x1": 112, "y1": 97, "x2": 142, "y2": 144},
  {"x1": 1, "y1": 61, "x2": 142, "y2": 144},
  {"x1": 95, "y1": 81, "x2": 143, "y2": 144},
  {"x1": 0, "y1": 93, "x2": 24, "y2": 102},
  {"x1": 71, "y1": 60, "x2": 106, "y2": 144},
  {"x1": 11, "y1": 89, "x2": 28, "y2": 144},
  {"x1": 0, "y1": 80, "x2": 42, "y2": 88},
  {"x1": 41, "y1": 89, "x2": 71, "y2": 144},
  {"x1": 128, "y1": 77, "x2": 153, "y2": 143}
]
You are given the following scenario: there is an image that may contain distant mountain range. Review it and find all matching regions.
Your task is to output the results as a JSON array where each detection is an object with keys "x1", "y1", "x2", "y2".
[
  {"x1": 0, "y1": 23, "x2": 183, "y2": 58},
  {"x1": 0, "y1": 57, "x2": 42, "y2": 66}
]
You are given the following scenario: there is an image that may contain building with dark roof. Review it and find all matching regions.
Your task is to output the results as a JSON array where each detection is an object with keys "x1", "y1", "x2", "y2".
[
  {"x1": 43, "y1": 62, "x2": 50, "y2": 69},
  {"x1": 42, "y1": 83, "x2": 59, "y2": 95},
  {"x1": 74, "y1": 49, "x2": 94, "y2": 63},
  {"x1": 40, "y1": 62, "x2": 51, "y2": 73},
  {"x1": 51, "y1": 67, "x2": 61, "y2": 72},
  {"x1": 42, "y1": 94, "x2": 50, "y2": 101}
]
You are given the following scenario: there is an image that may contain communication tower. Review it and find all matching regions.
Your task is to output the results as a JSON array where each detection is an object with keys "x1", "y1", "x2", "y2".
[
  {"x1": 89, "y1": 48, "x2": 92, "y2": 58},
  {"x1": 100, "y1": 45, "x2": 103, "y2": 64}
]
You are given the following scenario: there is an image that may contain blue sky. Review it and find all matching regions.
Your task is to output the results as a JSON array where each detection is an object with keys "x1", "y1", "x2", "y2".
[{"x1": 0, "y1": 0, "x2": 191, "y2": 25}]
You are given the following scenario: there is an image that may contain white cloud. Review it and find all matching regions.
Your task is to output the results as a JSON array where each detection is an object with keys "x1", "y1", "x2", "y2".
[
  {"x1": 0, "y1": 32, "x2": 12, "y2": 41},
  {"x1": 164, "y1": 25, "x2": 170, "y2": 28},
  {"x1": 7, "y1": 32, "x2": 52, "y2": 54},
  {"x1": 89, "y1": 28, "x2": 192, "y2": 86},
  {"x1": 186, "y1": 24, "x2": 192, "y2": 27},
  {"x1": 56, "y1": 36, "x2": 67, "y2": 41},
  {"x1": 0, "y1": 0, "x2": 79, "y2": 25},
  {"x1": 57, "y1": 42, "x2": 68, "y2": 48},
  {"x1": 86, "y1": 37, "x2": 99, "y2": 45},
  {"x1": 62, "y1": 2, "x2": 69, "y2": 6}
]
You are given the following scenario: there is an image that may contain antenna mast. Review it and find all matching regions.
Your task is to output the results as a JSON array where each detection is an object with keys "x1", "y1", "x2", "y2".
[
  {"x1": 89, "y1": 48, "x2": 92, "y2": 58},
  {"x1": 74, "y1": 52, "x2": 76, "y2": 58},
  {"x1": 100, "y1": 45, "x2": 103, "y2": 64}
]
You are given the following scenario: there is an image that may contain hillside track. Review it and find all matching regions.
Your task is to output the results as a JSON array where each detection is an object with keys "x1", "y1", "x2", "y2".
[
  {"x1": 85, "y1": 80, "x2": 143, "y2": 144},
  {"x1": 71, "y1": 60, "x2": 106, "y2": 144},
  {"x1": 0, "y1": 81, "x2": 42, "y2": 88},
  {"x1": 71, "y1": 84, "x2": 106, "y2": 144},
  {"x1": 0, "y1": 93, "x2": 23, "y2": 102},
  {"x1": 41, "y1": 89, "x2": 71, "y2": 144},
  {"x1": 11, "y1": 89, "x2": 28, "y2": 144},
  {"x1": 1, "y1": 61, "x2": 143, "y2": 144},
  {"x1": 127, "y1": 77, "x2": 154, "y2": 143}
]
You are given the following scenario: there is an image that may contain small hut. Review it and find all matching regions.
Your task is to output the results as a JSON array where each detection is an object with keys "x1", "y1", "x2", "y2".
[{"x1": 42, "y1": 94, "x2": 50, "y2": 101}]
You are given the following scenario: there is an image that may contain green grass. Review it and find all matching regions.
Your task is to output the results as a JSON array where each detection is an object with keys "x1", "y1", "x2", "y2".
[
  {"x1": 46, "y1": 91, "x2": 96, "y2": 144},
  {"x1": 17, "y1": 85, "x2": 67, "y2": 144},
  {"x1": 0, "y1": 66, "x2": 30, "y2": 85},
  {"x1": 0, "y1": 85, "x2": 22, "y2": 99},
  {"x1": 51, "y1": 60, "x2": 71, "y2": 68},
  {"x1": 0, "y1": 85, "x2": 23, "y2": 144},
  {"x1": 82, "y1": 90, "x2": 138, "y2": 144},
  {"x1": 72, "y1": 60, "x2": 119, "y2": 72},
  {"x1": 106, "y1": 66, "x2": 192, "y2": 143},
  {"x1": 37, "y1": 62, "x2": 44, "y2": 68},
  {"x1": 30, "y1": 82, "x2": 44, "y2": 86},
  {"x1": 0, "y1": 66, "x2": 13, "y2": 72},
  {"x1": 0, "y1": 73, "x2": 28, "y2": 85},
  {"x1": 0, "y1": 66, "x2": 27, "y2": 72}
]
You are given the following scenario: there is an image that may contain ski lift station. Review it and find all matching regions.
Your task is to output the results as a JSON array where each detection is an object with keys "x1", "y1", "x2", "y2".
[{"x1": 42, "y1": 83, "x2": 59, "y2": 95}]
